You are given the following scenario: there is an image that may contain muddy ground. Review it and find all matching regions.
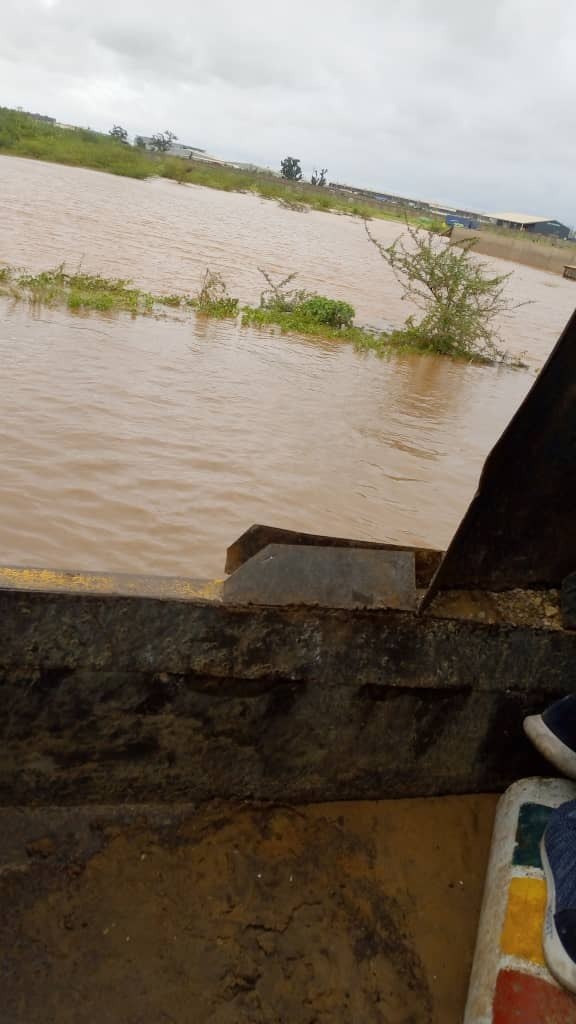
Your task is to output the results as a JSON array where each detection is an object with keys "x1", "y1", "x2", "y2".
[{"x1": 0, "y1": 795, "x2": 496, "y2": 1023}]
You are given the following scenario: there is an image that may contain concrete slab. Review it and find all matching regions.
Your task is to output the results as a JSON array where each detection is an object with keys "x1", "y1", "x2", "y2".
[
  {"x1": 0, "y1": 795, "x2": 496, "y2": 1024},
  {"x1": 223, "y1": 543, "x2": 417, "y2": 610}
]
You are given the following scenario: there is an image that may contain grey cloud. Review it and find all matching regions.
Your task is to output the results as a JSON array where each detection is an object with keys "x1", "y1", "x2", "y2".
[
  {"x1": 92, "y1": 25, "x2": 206, "y2": 82},
  {"x1": 95, "y1": 27, "x2": 178, "y2": 62},
  {"x1": 1, "y1": 0, "x2": 575, "y2": 223}
]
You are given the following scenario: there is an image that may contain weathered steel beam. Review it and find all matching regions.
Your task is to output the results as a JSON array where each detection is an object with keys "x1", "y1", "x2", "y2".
[{"x1": 427, "y1": 309, "x2": 576, "y2": 594}]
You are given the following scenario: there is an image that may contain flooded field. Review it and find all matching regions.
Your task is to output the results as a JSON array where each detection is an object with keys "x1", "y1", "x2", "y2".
[{"x1": 1, "y1": 156, "x2": 574, "y2": 577}]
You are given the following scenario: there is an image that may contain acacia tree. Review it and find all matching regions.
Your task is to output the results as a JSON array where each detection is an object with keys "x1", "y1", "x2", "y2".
[
  {"x1": 365, "y1": 221, "x2": 521, "y2": 363},
  {"x1": 109, "y1": 125, "x2": 128, "y2": 143},
  {"x1": 311, "y1": 168, "x2": 328, "y2": 186},
  {"x1": 151, "y1": 130, "x2": 177, "y2": 152},
  {"x1": 280, "y1": 156, "x2": 302, "y2": 181}
]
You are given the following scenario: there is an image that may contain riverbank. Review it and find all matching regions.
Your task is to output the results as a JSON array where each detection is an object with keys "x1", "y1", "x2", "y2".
[
  {"x1": 3, "y1": 111, "x2": 573, "y2": 271},
  {"x1": 0, "y1": 107, "x2": 409, "y2": 222},
  {"x1": 452, "y1": 226, "x2": 576, "y2": 276},
  {"x1": 163, "y1": 158, "x2": 408, "y2": 221}
]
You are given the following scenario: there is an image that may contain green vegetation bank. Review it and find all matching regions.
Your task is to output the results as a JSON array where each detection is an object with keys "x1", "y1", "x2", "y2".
[{"x1": 0, "y1": 107, "x2": 405, "y2": 222}]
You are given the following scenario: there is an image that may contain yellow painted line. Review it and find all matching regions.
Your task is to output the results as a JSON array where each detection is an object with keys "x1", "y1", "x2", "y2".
[
  {"x1": 170, "y1": 578, "x2": 223, "y2": 601},
  {"x1": 500, "y1": 876, "x2": 546, "y2": 965},
  {"x1": 0, "y1": 567, "x2": 116, "y2": 592},
  {"x1": 0, "y1": 566, "x2": 223, "y2": 602}
]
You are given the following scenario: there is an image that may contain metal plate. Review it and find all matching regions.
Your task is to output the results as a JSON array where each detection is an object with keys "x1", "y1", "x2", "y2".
[
  {"x1": 225, "y1": 523, "x2": 442, "y2": 588},
  {"x1": 223, "y1": 543, "x2": 416, "y2": 610}
]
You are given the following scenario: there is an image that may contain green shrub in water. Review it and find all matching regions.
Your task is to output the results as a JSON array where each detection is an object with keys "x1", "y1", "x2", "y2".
[
  {"x1": 294, "y1": 295, "x2": 354, "y2": 328},
  {"x1": 364, "y1": 221, "x2": 522, "y2": 364},
  {"x1": 241, "y1": 268, "x2": 357, "y2": 337}
]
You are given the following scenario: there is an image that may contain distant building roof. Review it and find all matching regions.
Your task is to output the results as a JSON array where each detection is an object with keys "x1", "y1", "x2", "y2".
[
  {"x1": 138, "y1": 137, "x2": 205, "y2": 154},
  {"x1": 27, "y1": 111, "x2": 56, "y2": 124},
  {"x1": 419, "y1": 200, "x2": 459, "y2": 212},
  {"x1": 489, "y1": 212, "x2": 554, "y2": 225}
]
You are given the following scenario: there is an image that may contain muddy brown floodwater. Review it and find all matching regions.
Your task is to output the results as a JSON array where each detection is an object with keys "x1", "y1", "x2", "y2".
[{"x1": 1, "y1": 155, "x2": 575, "y2": 578}]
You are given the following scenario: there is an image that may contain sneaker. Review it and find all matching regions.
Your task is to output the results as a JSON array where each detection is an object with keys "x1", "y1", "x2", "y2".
[
  {"x1": 541, "y1": 800, "x2": 576, "y2": 993},
  {"x1": 524, "y1": 695, "x2": 576, "y2": 780}
]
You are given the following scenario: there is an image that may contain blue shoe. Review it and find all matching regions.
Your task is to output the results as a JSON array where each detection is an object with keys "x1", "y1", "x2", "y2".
[
  {"x1": 541, "y1": 799, "x2": 576, "y2": 992},
  {"x1": 524, "y1": 695, "x2": 576, "y2": 780}
]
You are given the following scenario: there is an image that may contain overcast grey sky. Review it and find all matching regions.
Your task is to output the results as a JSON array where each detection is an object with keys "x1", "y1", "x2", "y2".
[{"x1": 1, "y1": 0, "x2": 575, "y2": 223}]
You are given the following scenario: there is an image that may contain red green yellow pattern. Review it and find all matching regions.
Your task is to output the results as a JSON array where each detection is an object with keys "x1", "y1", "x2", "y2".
[
  {"x1": 464, "y1": 780, "x2": 576, "y2": 1024},
  {"x1": 493, "y1": 969, "x2": 576, "y2": 1023}
]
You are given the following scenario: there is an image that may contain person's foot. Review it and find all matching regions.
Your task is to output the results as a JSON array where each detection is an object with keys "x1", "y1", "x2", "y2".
[
  {"x1": 541, "y1": 800, "x2": 576, "y2": 993},
  {"x1": 524, "y1": 695, "x2": 576, "y2": 780}
]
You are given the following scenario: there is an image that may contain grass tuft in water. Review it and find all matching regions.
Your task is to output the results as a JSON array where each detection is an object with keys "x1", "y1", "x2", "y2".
[
  {"x1": 0, "y1": 264, "x2": 158, "y2": 315},
  {"x1": 190, "y1": 270, "x2": 240, "y2": 318}
]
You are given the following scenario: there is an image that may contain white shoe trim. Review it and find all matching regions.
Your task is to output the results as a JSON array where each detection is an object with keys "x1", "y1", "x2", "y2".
[
  {"x1": 540, "y1": 834, "x2": 576, "y2": 994},
  {"x1": 524, "y1": 715, "x2": 576, "y2": 781}
]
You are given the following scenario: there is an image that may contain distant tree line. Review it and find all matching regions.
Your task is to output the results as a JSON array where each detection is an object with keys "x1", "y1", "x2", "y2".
[
  {"x1": 110, "y1": 127, "x2": 178, "y2": 152},
  {"x1": 109, "y1": 125, "x2": 128, "y2": 143},
  {"x1": 280, "y1": 157, "x2": 328, "y2": 186}
]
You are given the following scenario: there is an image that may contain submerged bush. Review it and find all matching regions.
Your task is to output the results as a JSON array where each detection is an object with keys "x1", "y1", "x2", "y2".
[
  {"x1": 241, "y1": 269, "x2": 357, "y2": 337},
  {"x1": 294, "y1": 295, "x2": 354, "y2": 329},
  {"x1": 365, "y1": 221, "x2": 522, "y2": 364},
  {"x1": 257, "y1": 269, "x2": 353, "y2": 326}
]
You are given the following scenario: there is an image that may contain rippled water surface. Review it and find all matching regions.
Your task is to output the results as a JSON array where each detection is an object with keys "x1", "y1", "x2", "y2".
[{"x1": 1, "y1": 156, "x2": 574, "y2": 576}]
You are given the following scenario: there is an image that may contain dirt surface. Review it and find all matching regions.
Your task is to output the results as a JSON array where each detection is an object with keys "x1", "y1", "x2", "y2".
[
  {"x1": 0, "y1": 796, "x2": 497, "y2": 1024},
  {"x1": 427, "y1": 588, "x2": 562, "y2": 629}
]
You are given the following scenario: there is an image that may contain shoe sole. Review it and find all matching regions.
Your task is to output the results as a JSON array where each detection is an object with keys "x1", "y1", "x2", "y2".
[
  {"x1": 540, "y1": 834, "x2": 576, "y2": 993},
  {"x1": 524, "y1": 715, "x2": 576, "y2": 780}
]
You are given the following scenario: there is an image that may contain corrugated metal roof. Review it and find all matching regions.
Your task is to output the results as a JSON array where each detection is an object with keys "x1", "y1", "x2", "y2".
[{"x1": 489, "y1": 212, "x2": 553, "y2": 225}]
